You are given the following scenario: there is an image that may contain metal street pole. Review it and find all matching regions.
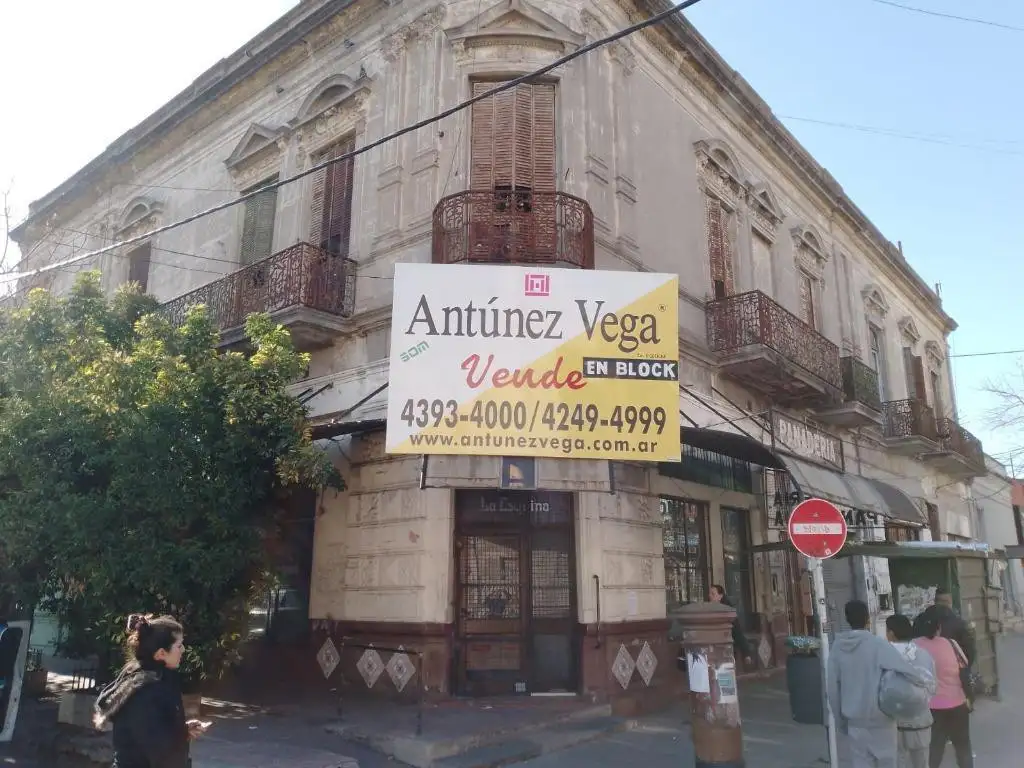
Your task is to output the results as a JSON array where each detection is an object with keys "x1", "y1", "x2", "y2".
[{"x1": 809, "y1": 557, "x2": 839, "y2": 767}]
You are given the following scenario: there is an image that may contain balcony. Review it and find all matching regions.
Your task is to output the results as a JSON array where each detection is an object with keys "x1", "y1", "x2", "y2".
[
  {"x1": 815, "y1": 356, "x2": 883, "y2": 428},
  {"x1": 431, "y1": 189, "x2": 594, "y2": 268},
  {"x1": 932, "y1": 418, "x2": 986, "y2": 478},
  {"x1": 163, "y1": 242, "x2": 355, "y2": 350},
  {"x1": 705, "y1": 290, "x2": 841, "y2": 406},
  {"x1": 881, "y1": 398, "x2": 939, "y2": 456},
  {"x1": 882, "y1": 399, "x2": 985, "y2": 478}
]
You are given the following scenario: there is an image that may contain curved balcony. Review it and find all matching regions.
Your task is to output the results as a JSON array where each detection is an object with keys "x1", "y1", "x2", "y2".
[
  {"x1": 162, "y1": 242, "x2": 356, "y2": 350},
  {"x1": 705, "y1": 290, "x2": 841, "y2": 406},
  {"x1": 431, "y1": 189, "x2": 594, "y2": 268}
]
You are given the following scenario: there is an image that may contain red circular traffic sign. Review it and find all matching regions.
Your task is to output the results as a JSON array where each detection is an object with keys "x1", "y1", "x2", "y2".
[{"x1": 788, "y1": 498, "x2": 848, "y2": 560}]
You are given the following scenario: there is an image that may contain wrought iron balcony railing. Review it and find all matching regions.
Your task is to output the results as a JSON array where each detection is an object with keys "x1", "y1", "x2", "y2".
[
  {"x1": 840, "y1": 356, "x2": 882, "y2": 412},
  {"x1": 882, "y1": 398, "x2": 938, "y2": 442},
  {"x1": 705, "y1": 290, "x2": 842, "y2": 391},
  {"x1": 936, "y1": 418, "x2": 985, "y2": 469},
  {"x1": 431, "y1": 189, "x2": 594, "y2": 268},
  {"x1": 163, "y1": 242, "x2": 355, "y2": 332}
]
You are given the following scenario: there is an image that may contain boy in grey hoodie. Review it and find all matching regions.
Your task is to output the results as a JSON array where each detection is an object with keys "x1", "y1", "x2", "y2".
[{"x1": 826, "y1": 601, "x2": 931, "y2": 768}]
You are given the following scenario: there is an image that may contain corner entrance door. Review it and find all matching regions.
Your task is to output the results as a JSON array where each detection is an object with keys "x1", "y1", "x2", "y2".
[{"x1": 454, "y1": 490, "x2": 576, "y2": 696}]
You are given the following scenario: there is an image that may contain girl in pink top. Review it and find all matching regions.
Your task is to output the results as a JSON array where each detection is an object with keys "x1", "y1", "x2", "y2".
[{"x1": 914, "y1": 605, "x2": 973, "y2": 768}]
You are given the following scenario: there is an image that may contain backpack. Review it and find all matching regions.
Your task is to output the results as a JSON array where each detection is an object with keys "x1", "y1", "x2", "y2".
[{"x1": 878, "y1": 644, "x2": 934, "y2": 721}]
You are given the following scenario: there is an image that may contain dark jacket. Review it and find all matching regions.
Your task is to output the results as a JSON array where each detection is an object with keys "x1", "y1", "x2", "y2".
[
  {"x1": 720, "y1": 596, "x2": 751, "y2": 659},
  {"x1": 939, "y1": 610, "x2": 976, "y2": 666},
  {"x1": 94, "y1": 660, "x2": 190, "y2": 768}
]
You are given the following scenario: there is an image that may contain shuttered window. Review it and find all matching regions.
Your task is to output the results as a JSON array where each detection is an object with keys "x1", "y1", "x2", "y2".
[
  {"x1": 903, "y1": 347, "x2": 928, "y2": 401},
  {"x1": 239, "y1": 178, "x2": 279, "y2": 265},
  {"x1": 704, "y1": 196, "x2": 734, "y2": 298},
  {"x1": 310, "y1": 137, "x2": 355, "y2": 257},
  {"x1": 470, "y1": 81, "x2": 556, "y2": 194},
  {"x1": 798, "y1": 271, "x2": 817, "y2": 329},
  {"x1": 127, "y1": 243, "x2": 151, "y2": 293}
]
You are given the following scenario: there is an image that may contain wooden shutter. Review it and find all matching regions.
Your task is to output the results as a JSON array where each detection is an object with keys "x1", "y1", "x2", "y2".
[
  {"x1": 798, "y1": 273, "x2": 816, "y2": 327},
  {"x1": 310, "y1": 137, "x2": 355, "y2": 257},
  {"x1": 470, "y1": 81, "x2": 556, "y2": 192},
  {"x1": 127, "y1": 243, "x2": 151, "y2": 293},
  {"x1": 240, "y1": 180, "x2": 278, "y2": 265},
  {"x1": 705, "y1": 196, "x2": 734, "y2": 298},
  {"x1": 902, "y1": 347, "x2": 916, "y2": 398},
  {"x1": 912, "y1": 355, "x2": 928, "y2": 401}
]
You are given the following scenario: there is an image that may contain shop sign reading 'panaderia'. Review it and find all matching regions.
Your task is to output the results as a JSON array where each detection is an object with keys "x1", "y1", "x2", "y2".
[{"x1": 385, "y1": 264, "x2": 681, "y2": 461}]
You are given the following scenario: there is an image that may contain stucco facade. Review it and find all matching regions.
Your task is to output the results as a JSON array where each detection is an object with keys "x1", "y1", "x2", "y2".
[{"x1": 11, "y1": 0, "x2": 985, "y2": 706}]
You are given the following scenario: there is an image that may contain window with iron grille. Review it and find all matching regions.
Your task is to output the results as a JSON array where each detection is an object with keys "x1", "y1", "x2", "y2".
[
  {"x1": 126, "y1": 242, "x2": 151, "y2": 293},
  {"x1": 661, "y1": 445, "x2": 754, "y2": 493},
  {"x1": 662, "y1": 497, "x2": 710, "y2": 609},
  {"x1": 239, "y1": 177, "x2": 279, "y2": 265},
  {"x1": 310, "y1": 137, "x2": 355, "y2": 257}
]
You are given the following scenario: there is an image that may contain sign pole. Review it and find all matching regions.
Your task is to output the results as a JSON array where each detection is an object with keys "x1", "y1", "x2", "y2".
[
  {"x1": 787, "y1": 498, "x2": 847, "y2": 768},
  {"x1": 809, "y1": 557, "x2": 840, "y2": 767}
]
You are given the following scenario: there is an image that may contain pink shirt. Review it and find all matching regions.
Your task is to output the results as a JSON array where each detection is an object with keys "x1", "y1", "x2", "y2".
[{"x1": 914, "y1": 636, "x2": 966, "y2": 709}]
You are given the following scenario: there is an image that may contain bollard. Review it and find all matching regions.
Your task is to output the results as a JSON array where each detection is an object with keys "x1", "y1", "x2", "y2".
[{"x1": 676, "y1": 602, "x2": 743, "y2": 768}]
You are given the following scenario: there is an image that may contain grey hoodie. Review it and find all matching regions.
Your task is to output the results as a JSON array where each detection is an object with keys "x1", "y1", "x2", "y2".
[
  {"x1": 890, "y1": 641, "x2": 937, "y2": 731},
  {"x1": 826, "y1": 630, "x2": 930, "y2": 729}
]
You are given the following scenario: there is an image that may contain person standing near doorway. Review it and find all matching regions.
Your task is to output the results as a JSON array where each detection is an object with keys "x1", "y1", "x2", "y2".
[
  {"x1": 710, "y1": 584, "x2": 753, "y2": 668},
  {"x1": 827, "y1": 600, "x2": 931, "y2": 768}
]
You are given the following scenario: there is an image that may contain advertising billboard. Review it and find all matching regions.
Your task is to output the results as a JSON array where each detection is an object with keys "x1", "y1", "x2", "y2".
[{"x1": 386, "y1": 264, "x2": 680, "y2": 462}]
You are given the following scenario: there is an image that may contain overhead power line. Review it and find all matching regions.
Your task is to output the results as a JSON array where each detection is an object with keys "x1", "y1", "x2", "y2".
[
  {"x1": 777, "y1": 115, "x2": 1024, "y2": 155},
  {"x1": 865, "y1": 0, "x2": 1024, "y2": 33},
  {"x1": 3, "y1": 0, "x2": 707, "y2": 287},
  {"x1": 950, "y1": 348, "x2": 1024, "y2": 359}
]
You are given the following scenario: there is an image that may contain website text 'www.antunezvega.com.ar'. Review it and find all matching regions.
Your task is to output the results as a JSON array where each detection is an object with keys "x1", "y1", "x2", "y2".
[{"x1": 408, "y1": 432, "x2": 662, "y2": 455}]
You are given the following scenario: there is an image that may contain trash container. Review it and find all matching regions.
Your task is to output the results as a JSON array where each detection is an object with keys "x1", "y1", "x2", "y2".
[{"x1": 785, "y1": 636, "x2": 824, "y2": 725}]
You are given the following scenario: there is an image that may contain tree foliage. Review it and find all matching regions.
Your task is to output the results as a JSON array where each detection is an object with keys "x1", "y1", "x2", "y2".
[{"x1": 0, "y1": 273, "x2": 339, "y2": 680}]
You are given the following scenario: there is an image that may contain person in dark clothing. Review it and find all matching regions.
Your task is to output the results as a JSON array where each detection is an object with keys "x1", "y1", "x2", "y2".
[
  {"x1": 94, "y1": 614, "x2": 208, "y2": 768},
  {"x1": 710, "y1": 584, "x2": 753, "y2": 666},
  {"x1": 933, "y1": 589, "x2": 976, "y2": 665}
]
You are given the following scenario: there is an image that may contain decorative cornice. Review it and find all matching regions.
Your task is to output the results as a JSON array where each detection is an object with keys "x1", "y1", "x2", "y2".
[
  {"x1": 924, "y1": 339, "x2": 945, "y2": 365},
  {"x1": 747, "y1": 182, "x2": 782, "y2": 240},
  {"x1": 694, "y1": 138, "x2": 744, "y2": 206},
  {"x1": 445, "y1": 0, "x2": 582, "y2": 55},
  {"x1": 898, "y1": 315, "x2": 921, "y2": 346},
  {"x1": 861, "y1": 283, "x2": 890, "y2": 318},
  {"x1": 224, "y1": 123, "x2": 284, "y2": 170},
  {"x1": 383, "y1": 3, "x2": 446, "y2": 61}
]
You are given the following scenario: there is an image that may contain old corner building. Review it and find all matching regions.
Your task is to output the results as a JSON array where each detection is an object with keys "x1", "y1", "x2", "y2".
[{"x1": 11, "y1": 0, "x2": 991, "y2": 712}]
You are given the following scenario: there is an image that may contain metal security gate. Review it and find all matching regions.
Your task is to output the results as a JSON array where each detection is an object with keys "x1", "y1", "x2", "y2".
[{"x1": 454, "y1": 490, "x2": 576, "y2": 696}]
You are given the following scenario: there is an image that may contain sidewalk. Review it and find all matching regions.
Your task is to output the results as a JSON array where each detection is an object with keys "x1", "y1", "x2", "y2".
[{"x1": 516, "y1": 632, "x2": 1024, "y2": 768}]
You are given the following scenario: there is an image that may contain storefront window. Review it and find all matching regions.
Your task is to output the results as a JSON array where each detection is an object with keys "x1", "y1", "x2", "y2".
[
  {"x1": 661, "y1": 446, "x2": 754, "y2": 493},
  {"x1": 721, "y1": 507, "x2": 754, "y2": 629},
  {"x1": 662, "y1": 498, "x2": 709, "y2": 609}
]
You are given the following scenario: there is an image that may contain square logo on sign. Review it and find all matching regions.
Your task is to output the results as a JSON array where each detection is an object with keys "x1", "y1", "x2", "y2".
[{"x1": 524, "y1": 273, "x2": 550, "y2": 297}]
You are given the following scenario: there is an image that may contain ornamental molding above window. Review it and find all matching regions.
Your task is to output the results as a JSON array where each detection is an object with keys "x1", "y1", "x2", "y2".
[
  {"x1": 694, "y1": 138, "x2": 744, "y2": 208},
  {"x1": 861, "y1": 283, "x2": 890, "y2": 318}
]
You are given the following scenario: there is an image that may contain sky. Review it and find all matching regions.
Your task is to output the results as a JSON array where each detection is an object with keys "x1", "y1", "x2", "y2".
[{"x1": 1, "y1": 0, "x2": 1021, "y2": 466}]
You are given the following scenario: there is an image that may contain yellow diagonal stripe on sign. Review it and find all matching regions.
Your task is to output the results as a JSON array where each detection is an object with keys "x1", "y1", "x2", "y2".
[{"x1": 391, "y1": 276, "x2": 680, "y2": 461}]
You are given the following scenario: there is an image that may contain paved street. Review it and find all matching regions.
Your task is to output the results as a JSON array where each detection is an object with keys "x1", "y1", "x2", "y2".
[
  {"x1": 514, "y1": 633, "x2": 1024, "y2": 768},
  {"x1": 3, "y1": 634, "x2": 1021, "y2": 767}
]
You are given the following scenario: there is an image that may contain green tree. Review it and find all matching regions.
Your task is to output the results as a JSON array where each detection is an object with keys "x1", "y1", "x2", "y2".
[{"x1": 0, "y1": 273, "x2": 339, "y2": 682}]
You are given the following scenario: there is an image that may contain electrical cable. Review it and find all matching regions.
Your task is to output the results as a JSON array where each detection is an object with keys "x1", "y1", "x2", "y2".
[
  {"x1": 2, "y1": 0, "x2": 707, "y2": 287},
  {"x1": 777, "y1": 115, "x2": 1024, "y2": 156},
  {"x1": 863, "y1": 0, "x2": 1024, "y2": 33}
]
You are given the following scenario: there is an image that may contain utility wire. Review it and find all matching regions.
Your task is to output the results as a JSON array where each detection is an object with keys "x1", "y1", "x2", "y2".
[
  {"x1": 950, "y1": 349, "x2": 1024, "y2": 359},
  {"x1": 3, "y1": 0, "x2": 707, "y2": 287},
  {"x1": 778, "y1": 115, "x2": 1024, "y2": 155},
  {"x1": 864, "y1": 0, "x2": 1024, "y2": 33}
]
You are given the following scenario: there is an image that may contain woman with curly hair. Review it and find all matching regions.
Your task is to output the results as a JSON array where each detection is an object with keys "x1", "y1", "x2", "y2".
[{"x1": 93, "y1": 614, "x2": 209, "y2": 768}]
